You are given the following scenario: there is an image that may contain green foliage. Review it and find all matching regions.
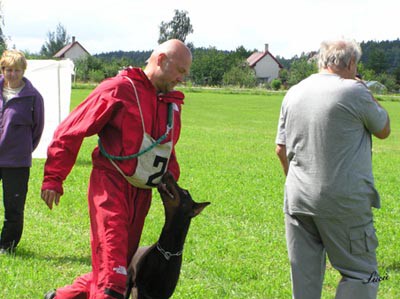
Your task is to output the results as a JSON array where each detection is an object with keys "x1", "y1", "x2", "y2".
[
  {"x1": 0, "y1": 1, "x2": 7, "y2": 53},
  {"x1": 287, "y1": 56, "x2": 318, "y2": 87},
  {"x1": 32, "y1": 38, "x2": 400, "y2": 90},
  {"x1": 357, "y1": 62, "x2": 376, "y2": 81},
  {"x1": 364, "y1": 47, "x2": 389, "y2": 74},
  {"x1": 190, "y1": 47, "x2": 251, "y2": 86},
  {"x1": 75, "y1": 56, "x2": 123, "y2": 83},
  {"x1": 25, "y1": 33, "x2": 400, "y2": 91},
  {"x1": 278, "y1": 68, "x2": 289, "y2": 86},
  {"x1": 277, "y1": 40, "x2": 400, "y2": 91},
  {"x1": 271, "y1": 78, "x2": 282, "y2": 90},
  {"x1": 222, "y1": 62, "x2": 257, "y2": 87},
  {"x1": 94, "y1": 50, "x2": 151, "y2": 67},
  {"x1": 88, "y1": 69, "x2": 105, "y2": 83},
  {"x1": 73, "y1": 45, "x2": 255, "y2": 86},
  {"x1": 361, "y1": 39, "x2": 400, "y2": 74},
  {"x1": 0, "y1": 34, "x2": 5, "y2": 55},
  {"x1": 229, "y1": 45, "x2": 253, "y2": 62},
  {"x1": 375, "y1": 73, "x2": 398, "y2": 92},
  {"x1": 102, "y1": 60, "x2": 126, "y2": 79},
  {"x1": 40, "y1": 23, "x2": 70, "y2": 58},
  {"x1": 74, "y1": 56, "x2": 101, "y2": 82},
  {"x1": 158, "y1": 10, "x2": 193, "y2": 44},
  {"x1": 190, "y1": 47, "x2": 227, "y2": 85}
]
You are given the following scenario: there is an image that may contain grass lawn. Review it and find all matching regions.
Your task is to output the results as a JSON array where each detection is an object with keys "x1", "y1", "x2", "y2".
[{"x1": 0, "y1": 87, "x2": 399, "y2": 298}]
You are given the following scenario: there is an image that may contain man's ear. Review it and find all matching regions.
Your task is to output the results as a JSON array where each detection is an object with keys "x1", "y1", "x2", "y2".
[
  {"x1": 157, "y1": 53, "x2": 168, "y2": 68},
  {"x1": 348, "y1": 57, "x2": 356, "y2": 70}
]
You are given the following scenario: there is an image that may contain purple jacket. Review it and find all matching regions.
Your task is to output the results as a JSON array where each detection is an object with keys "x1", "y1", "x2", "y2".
[{"x1": 0, "y1": 76, "x2": 44, "y2": 167}]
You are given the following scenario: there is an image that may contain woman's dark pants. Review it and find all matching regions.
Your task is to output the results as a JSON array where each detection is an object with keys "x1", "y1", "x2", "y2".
[{"x1": 0, "y1": 167, "x2": 30, "y2": 251}]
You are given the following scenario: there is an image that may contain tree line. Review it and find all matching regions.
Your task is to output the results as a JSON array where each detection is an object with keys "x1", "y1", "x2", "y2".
[
  {"x1": 1, "y1": 6, "x2": 399, "y2": 91},
  {"x1": 14, "y1": 36, "x2": 400, "y2": 92},
  {"x1": 86, "y1": 40, "x2": 400, "y2": 92}
]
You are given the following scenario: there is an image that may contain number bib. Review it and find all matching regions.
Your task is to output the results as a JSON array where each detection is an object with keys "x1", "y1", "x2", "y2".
[
  {"x1": 102, "y1": 75, "x2": 175, "y2": 189},
  {"x1": 109, "y1": 133, "x2": 172, "y2": 189}
]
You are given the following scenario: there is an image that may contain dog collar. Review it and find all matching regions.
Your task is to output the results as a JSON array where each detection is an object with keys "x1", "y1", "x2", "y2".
[{"x1": 156, "y1": 242, "x2": 183, "y2": 261}]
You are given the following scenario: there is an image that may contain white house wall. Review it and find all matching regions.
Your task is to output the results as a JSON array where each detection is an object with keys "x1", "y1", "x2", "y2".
[
  {"x1": 254, "y1": 55, "x2": 280, "y2": 82},
  {"x1": 64, "y1": 45, "x2": 89, "y2": 61}
]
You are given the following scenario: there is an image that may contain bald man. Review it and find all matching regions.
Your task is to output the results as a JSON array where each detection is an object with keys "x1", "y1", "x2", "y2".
[{"x1": 42, "y1": 39, "x2": 192, "y2": 299}]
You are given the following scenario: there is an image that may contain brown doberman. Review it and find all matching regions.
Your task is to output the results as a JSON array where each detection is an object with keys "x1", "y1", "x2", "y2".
[{"x1": 125, "y1": 172, "x2": 210, "y2": 299}]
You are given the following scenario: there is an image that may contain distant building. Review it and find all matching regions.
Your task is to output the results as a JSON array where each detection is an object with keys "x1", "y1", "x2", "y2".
[
  {"x1": 53, "y1": 36, "x2": 90, "y2": 62},
  {"x1": 247, "y1": 44, "x2": 283, "y2": 83}
]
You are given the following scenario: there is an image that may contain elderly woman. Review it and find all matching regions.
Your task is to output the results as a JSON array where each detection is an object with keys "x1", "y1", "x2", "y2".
[{"x1": 0, "y1": 50, "x2": 44, "y2": 254}]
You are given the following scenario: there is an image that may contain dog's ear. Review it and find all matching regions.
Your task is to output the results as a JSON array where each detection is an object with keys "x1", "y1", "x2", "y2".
[{"x1": 191, "y1": 202, "x2": 210, "y2": 218}]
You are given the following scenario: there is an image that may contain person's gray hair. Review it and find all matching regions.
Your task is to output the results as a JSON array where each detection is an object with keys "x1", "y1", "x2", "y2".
[{"x1": 318, "y1": 39, "x2": 362, "y2": 71}]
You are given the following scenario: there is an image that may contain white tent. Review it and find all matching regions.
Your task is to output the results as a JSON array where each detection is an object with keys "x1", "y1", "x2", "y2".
[{"x1": 24, "y1": 59, "x2": 75, "y2": 158}]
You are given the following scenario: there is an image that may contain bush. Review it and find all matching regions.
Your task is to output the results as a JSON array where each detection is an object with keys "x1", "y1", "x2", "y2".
[
  {"x1": 271, "y1": 79, "x2": 282, "y2": 90},
  {"x1": 222, "y1": 64, "x2": 257, "y2": 88},
  {"x1": 89, "y1": 70, "x2": 105, "y2": 83}
]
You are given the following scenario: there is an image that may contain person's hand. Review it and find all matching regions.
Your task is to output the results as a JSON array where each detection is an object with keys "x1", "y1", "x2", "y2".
[{"x1": 41, "y1": 189, "x2": 61, "y2": 210}]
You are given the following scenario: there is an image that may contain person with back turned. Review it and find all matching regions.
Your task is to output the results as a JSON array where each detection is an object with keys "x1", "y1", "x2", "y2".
[{"x1": 275, "y1": 39, "x2": 390, "y2": 299}]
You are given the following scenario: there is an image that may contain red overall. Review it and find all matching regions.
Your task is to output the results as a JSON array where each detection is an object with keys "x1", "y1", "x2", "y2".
[{"x1": 41, "y1": 68, "x2": 183, "y2": 299}]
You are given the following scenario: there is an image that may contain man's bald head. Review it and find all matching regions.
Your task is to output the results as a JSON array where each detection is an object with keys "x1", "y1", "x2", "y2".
[{"x1": 145, "y1": 39, "x2": 192, "y2": 93}]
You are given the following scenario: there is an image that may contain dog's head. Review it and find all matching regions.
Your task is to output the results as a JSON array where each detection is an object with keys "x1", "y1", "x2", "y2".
[{"x1": 157, "y1": 172, "x2": 210, "y2": 219}]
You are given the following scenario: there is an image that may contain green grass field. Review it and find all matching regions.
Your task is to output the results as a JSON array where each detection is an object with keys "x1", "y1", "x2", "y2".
[{"x1": 0, "y1": 88, "x2": 399, "y2": 298}]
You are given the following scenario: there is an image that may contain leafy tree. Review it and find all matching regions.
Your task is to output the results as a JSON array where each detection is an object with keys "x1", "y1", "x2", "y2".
[
  {"x1": 94, "y1": 50, "x2": 151, "y2": 67},
  {"x1": 357, "y1": 62, "x2": 376, "y2": 81},
  {"x1": 75, "y1": 56, "x2": 103, "y2": 82},
  {"x1": 276, "y1": 55, "x2": 292, "y2": 69},
  {"x1": 393, "y1": 66, "x2": 400, "y2": 85},
  {"x1": 279, "y1": 68, "x2": 289, "y2": 86},
  {"x1": 190, "y1": 47, "x2": 231, "y2": 85},
  {"x1": 102, "y1": 57, "x2": 131, "y2": 78},
  {"x1": 364, "y1": 47, "x2": 389, "y2": 74},
  {"x1": 75, "y1": 55, "x2": 131, "y2": 83},
  {"x1": 0, "y1": 1, "x2": 7, "y2": 53},
  {"x1": 223, "y1": 62, "x2": 256, "y2": 87},
  {"x1": 158, "y1": 10, "x2": 193, "y2": 44},
  {"x1": 89, "y1": 69, "x2": 105, "y2": 83},
  {"x1": 229, "y1": 45, "x2": 253, "y2": 62},
  {"x1": 287, "y1": 56, "x2": 318, "y2": 87},
  {"x1": 40, "y1": 23, "x2": 70, "y2": 57},
  {"x1": 271, "y1": 78, "x2": 282, "y2": 90},
  {"x1": 375, "y1": 73, "x2": 397, "y2": 92}
]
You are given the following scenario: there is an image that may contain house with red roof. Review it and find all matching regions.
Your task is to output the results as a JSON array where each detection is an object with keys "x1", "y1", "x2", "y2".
[
  {"x1": 247, "y1": 44, "x2": 283, "y2": 83},
  {"x1": 53, "y1": 36, "x2": 90, "y2": 62}
]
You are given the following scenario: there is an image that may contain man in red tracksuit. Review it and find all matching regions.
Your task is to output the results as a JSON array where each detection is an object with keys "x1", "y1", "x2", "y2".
[{"x1": 41, "y1": 39, "x2": 192, "y2": 299}]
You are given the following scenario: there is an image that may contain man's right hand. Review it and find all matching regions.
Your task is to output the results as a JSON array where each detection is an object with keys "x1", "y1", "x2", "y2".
[{"x1": 41, "y1": 189, "x2": 61, "y2": 210}]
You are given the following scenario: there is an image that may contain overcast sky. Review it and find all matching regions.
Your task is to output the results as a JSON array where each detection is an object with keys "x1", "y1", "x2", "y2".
[{"x1": 3, "y1": 0, "x2": 399, "y2": 58}]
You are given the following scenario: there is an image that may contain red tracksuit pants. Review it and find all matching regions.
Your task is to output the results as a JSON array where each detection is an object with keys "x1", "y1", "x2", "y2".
[{"x1": 55, "y1": 168, "x2": 152, "y2": 299}]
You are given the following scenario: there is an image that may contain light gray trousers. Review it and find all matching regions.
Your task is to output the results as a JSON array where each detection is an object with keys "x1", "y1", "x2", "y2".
[{"x1": 285, "y1": 212, "x2": 379, "y2": 299}]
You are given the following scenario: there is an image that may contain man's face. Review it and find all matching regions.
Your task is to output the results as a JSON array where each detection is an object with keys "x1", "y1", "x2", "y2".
[{"x1": 156, "y1": 55, "x2": 191, "y2": 94}]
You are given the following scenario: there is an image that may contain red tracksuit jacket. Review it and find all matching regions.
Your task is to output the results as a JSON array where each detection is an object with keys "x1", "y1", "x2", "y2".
[{"x1": 42, "y1": 67, "x2": 183, "y2": 194}]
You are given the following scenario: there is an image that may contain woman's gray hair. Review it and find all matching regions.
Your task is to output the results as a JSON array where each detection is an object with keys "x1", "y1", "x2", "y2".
[{"x1": 318, "y1": 39, "x2": 362, "y2": 71}]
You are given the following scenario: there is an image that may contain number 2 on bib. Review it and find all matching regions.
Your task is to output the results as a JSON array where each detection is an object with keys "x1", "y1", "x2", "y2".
[{"x1": 146, "y1": 155, "x2": 168, "y2": 187}]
